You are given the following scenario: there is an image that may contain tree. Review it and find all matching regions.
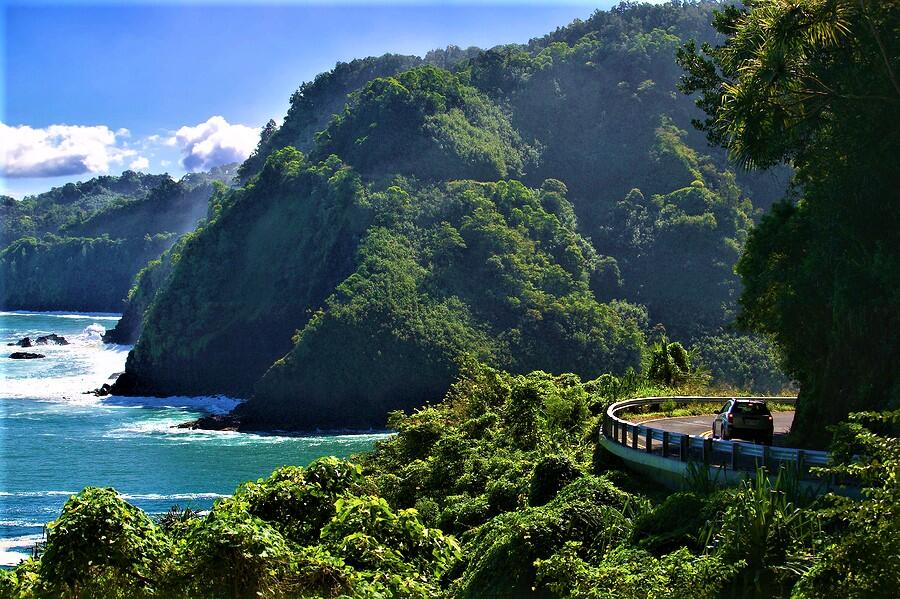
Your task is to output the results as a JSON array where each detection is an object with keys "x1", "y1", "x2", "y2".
[{"x1": 678, "y1": 0, "x2": 900, "y2": 445}]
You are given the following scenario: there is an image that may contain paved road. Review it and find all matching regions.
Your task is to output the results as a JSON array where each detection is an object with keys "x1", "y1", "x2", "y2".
[{"x1": 644, "y1": 411, "x2": 795, "y2": 445}]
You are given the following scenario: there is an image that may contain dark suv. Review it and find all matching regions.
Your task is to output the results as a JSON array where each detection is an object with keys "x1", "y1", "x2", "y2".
[{"x1": 712, "y1": 399, "x2": 774, "y2": 445}]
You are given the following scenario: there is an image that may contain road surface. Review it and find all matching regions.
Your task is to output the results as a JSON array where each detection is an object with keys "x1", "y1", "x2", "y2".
[{"x1": 644, "y1": 411, "x2": 795, "y2": 445}]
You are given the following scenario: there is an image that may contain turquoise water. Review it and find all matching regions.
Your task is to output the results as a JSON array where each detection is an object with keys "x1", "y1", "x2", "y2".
[{"x1": 0, "y1": 312, "x2": 387, "y2": 566}]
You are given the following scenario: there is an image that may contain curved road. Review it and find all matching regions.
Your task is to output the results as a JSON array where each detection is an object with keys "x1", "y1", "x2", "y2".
[{"x1": 644, "y1": 412, "x2": 795, "y2": 445}]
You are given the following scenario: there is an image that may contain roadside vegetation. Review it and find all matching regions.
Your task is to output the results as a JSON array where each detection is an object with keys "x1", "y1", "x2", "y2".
[{"x1": 1, "y1": 363, "x2": 896, "y2": 598}]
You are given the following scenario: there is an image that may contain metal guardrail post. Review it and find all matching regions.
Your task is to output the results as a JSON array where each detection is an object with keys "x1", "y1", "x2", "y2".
[
  {"x1": 680, "y1": 435, "x2": 689, "y2": 462},
  {"x1": 731, "y1": 442, "x2": 738, "y2": 470},
  {"x1": 645, "y1": 428, "x2": 652, "y2": 453},
  {"x1": 631, "y1": 425, "x2": 638, "y2": 450},
  {"x1": 703, "y1": 438, "x2": 712, "y2": 465},
  {"x1": 662, "y1": 431, "x2": 669, "y2": 458}
]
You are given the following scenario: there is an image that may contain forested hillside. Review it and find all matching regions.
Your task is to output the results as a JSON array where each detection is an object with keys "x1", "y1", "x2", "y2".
[
  {"x1": 114, "y1": 1, "x2": 791, "y2": 427},
  {"x1": 0, "y1": 166, "x2": 236, "y2": 312},
  {"x1": 0, "y1": 171, "x2": 170, "y2": 246}
]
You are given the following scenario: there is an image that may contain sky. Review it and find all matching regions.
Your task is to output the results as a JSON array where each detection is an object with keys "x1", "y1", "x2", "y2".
[{"x1": 0, "y1": 0, "x2": 628, "y2": 198}]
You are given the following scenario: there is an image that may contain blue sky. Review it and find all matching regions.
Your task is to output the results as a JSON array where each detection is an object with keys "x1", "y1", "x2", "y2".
[{"x1": 1, "y1": 1, "x2": 626, "y2": 198}]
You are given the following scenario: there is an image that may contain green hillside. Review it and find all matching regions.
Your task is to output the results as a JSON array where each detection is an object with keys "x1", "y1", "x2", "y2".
[
  {"x1": 115, "y1": 1, "x2": 790, "y2": 425},
  {"x1": 0, "y1": 166, "x2": 236, "y2": 312}
]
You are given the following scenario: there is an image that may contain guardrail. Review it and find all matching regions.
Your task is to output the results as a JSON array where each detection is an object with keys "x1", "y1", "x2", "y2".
[{"x1": 599, "y1": 396, "x2": 839, "y2": 490}]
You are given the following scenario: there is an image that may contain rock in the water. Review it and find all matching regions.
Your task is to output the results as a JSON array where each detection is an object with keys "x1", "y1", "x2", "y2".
[
  {"x1": 175, "y1": 413, "x2": 243, "y2": 431},
  {"x1": 9, "y1": 352, "x2": 45, "y2": 359},
  {"x1": 8, "y1": 334, "x2": 69, "y2": 347},
  {"x1": 89, "y1": 383, "x2": 112, "y2": 397},
  {"x1": 36, "y1": 333, "x2": 69, "y2": 345}
]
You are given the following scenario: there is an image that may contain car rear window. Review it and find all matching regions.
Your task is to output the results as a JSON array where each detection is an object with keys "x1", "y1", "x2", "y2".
[{"x1": 733, "y1": 402, "x2": 771, "y2": 416}]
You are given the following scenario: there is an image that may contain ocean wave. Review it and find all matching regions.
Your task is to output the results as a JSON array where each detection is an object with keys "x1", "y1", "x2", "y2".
[
  {"x1": 102, "y1": 394, "x2": 243, "y2": 415},
  {"x1": 0, "y1": 534, "x2": 44, "y2": 548},
  {"x1": 0, "y1": 549, "x2": 32, "y2": 567},
  {"x1": 0, "y1": 534, "x2": 43, "y2": 567},
  {"x1": 0, "y1": 490, "x2": 228, "y2": 502},
  {"x1": 0, "y1": 491, "x2": 77, "y2": 498},
  {"x1": 0, "y1": 311, "x2": 121, "y2": 320},
  {"x1": 81, "y1": 323, "x2": 106, "y2": 341},
  {"x1": 119, "y1": 492, "x2": 228, "y2": 501},
  {"x1": 0, "y1": 520, "x2": 45, "y2": 529}
]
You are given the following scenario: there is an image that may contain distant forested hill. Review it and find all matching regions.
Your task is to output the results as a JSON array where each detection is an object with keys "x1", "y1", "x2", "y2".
[
  {"x1": 114, "y1": 1, "x2": 788, "y2": 427},
  {"x1": 0, "y1": 171, "x2": 170, "y2": 247},
  {"x1": 0, "y1": 165, "x2": 237, "y2": 313}
]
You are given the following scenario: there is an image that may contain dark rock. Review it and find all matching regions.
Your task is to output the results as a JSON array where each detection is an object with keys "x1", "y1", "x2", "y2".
[
  {"x1": 9, "y1": 352, "x2": 45, "y2": 359},
  {"x1": 36, "y1": 333, "x2": 69, "y2": 345},
  {"x1": 8, "y1": 334, "x2": 69, "y2": 347},
  {"x1": 109, "y1": 371, "x2": 139, "y2": 395},
  {"x1": 83, "y1": 384, "x2": 112, "y2": 397},
  {"x1": 175, "y1": 413, "x2": 243, "y2": 432}
]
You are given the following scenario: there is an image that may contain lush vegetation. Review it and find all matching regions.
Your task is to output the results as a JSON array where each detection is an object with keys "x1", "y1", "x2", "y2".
[
  {"x1": 119, "y1": 148, "x2": 644, "y2": 425},
  {"x1": 234, "y1": 2, "x2": 789, "y2": 342},
  {"x1": 103, "y1": 235, "x2": 192, "y2": 344},
  {"x1": 111, "y1": 1, "x2": 796, "y2": 422},
  {"x1": 678, "y1": 0, "x2": 900, "y2": 444},
  {"x1": 0, "y1": 166, "x2": 235, "y2": 312},
  {"x1": 314, "y1": 65, "x2": 534, "y2": 181},
  {"x1": 0, "y1": 233, "x2": 177, "y2": 313},
  {"x1": 3, "y1": 364, "x2": 897, "y2": 598},
  {"x1": 0, "y1": 172, "x2": 170, "y2": 247}
]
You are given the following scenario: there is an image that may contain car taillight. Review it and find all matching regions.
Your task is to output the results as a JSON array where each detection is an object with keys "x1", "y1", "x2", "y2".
[
  {"x1": 767, "y1": 415, "x2": 773, "y2": 421},
  {"x1": 727, "y1": 413, "x2": 733, "y2": 423}
]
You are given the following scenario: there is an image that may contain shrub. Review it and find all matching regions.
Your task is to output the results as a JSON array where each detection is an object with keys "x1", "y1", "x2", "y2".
[
  {"x1": 39, "y1": 488, "x2": 169, "y2": 597},
  {"x1": 179, "y1": 501, "x2": 310, "y2": 599},
  {"x1": 529, "y1": 455, "x2": 583, "y2": 507},
  {"x1": 235, "y1": 457, "x2": 365, "y2": 544},
  {"x1": 451, "y1": 476, "x2": 641, "y2": 598}
]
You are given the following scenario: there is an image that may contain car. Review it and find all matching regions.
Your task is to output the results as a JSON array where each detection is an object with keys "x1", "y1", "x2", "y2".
[{"x1": 712, "y1": 399, "x2": 774, "y2": 445}]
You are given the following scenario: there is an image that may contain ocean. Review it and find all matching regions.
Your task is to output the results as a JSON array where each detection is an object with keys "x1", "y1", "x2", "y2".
[{"x1": 0, "y1": 311, "x2": 387, "y2": 567}]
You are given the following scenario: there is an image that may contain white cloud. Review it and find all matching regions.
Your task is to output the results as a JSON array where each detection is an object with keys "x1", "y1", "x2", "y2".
[
  {"x1": 0, "y1": 123, "x2": 137, "y2": 178},
  {"x1": 129, "y1": 156, "x2": 150, "y2": 170},
  {"x1": 168, "y1": 116, "x2": 259, "y2": 172}
]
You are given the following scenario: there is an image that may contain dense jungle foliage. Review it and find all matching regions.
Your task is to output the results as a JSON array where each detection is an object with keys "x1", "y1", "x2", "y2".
[
  {"x1": 3, "y1": 363, "x2": 897, "y2": 598},
  {"x1": 0, "y1": 166, "x2": 236, "y2": 312},
  {"x1": 0, "y1": 172, "x2": 169, "y2": 247},
  {"x1": 121, "y1": 148, "x2": 644, "y2": 424},
  {"x1": 112, "y1": 0, "x2": 794, "y2": 424},
  {"x1": 0, "y1": 233, "x2": 177, "y2": 313},
  {"x1": 678, "y1": 0, "x2": 900, "y2": 444}
]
